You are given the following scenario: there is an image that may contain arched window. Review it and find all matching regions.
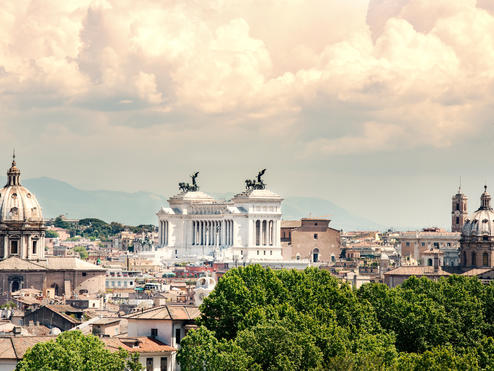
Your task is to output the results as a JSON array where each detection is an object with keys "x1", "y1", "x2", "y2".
[
  {"x1": 483, "y1": 252, "x2": 489, "y2": 267},
  {"x1": 427, "y1": 258, "x2": 433, "y2": 266},
  {"x1": 313, "y1": 248, "x2": 320, "y2": 263},
  {"x1": 471, "y1": 252, "x2": 477, "y2": 267},
  {"x1": 296, "y1": 253, "x2": 301, "y2": 261}
]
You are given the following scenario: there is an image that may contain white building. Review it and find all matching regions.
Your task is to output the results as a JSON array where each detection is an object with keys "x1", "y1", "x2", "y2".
[
  {"x1": 157, "y1": 188, "x2": 283, "y2": 263},
  {"x1": 105, "y1": 268, "x2": 139, "y2": 290}
]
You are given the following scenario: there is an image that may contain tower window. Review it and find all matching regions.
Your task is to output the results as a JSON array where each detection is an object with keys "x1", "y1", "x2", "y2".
[
  {"x1": 456, "y1": 203, "x2": 460, "y2": 211},
  {"x1": 32, "y1": 240, "x2": 37, "y2": 254},
  {"x1": 456, "y1": 217, "x2": 460, "y2": 224}
]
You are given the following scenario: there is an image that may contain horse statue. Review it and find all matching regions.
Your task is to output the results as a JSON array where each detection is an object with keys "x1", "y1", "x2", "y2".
[
  {"x1": 244, "y1": 169, "x2": 267, "y2": 190},
  {"x1": 179, "y1": 182, "x2": 189, "y2": 192}
]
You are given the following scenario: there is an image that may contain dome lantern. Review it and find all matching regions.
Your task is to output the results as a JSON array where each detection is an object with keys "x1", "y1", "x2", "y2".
[
  {"x1": 6, "y1": 150, "x2": 20, "y2": 187},
  {"x1": 480, "y1": 185, "x2": 492, "y2": 211}
]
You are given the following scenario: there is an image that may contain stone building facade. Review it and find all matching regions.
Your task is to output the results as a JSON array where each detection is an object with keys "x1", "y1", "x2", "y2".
[
  {"x1": 281, "y1": 218, "x2": 341, "y2": 263},
  {"x1": 460, "y1": 186, "x2": 494, "y2": 268},
  {"x1": 0, "y1": 155, "x2": 105, "y2": 301},
  {"x1": 157, "y1": 187, "x2": 283, "y2": 262},
  {"x1": 398, "y1": 228, "x2": 460, "y2": 266},
  {"x1": 452, "y1": 187, "x2": 468, "y2": 232}
]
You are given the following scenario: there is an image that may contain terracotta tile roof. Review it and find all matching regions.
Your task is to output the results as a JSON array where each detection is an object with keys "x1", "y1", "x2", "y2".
[
  {"x1": 0, "y1": 257, "x2": 46, "y2": 271},
  {"x1": 102, "y1": 337, "x2": 176, "y2": 353},
  {"x1": 281, "y1": 220, "x2": 302, "y2": 228},
  {"x1": 93, "y1": 318, "x2": 120, "y2": 326},
  {"x1": 0, "y1": 336, "x2": 56, "y2": 360},
  {"x1": 384, "y1": 266, "x2": 451, "y2": 277},
  {"x1": 461, "y1": 268, "x2": 493, "y2": 276},
  {"x1": 42, "y1": 305, "x2": 82, "y2": 325},
  {"x1": 0, "y1": 338, "x2": 16, "y2": 359},
  {"x1": 126, "y1": 305, "x2": 200, "y2": 320},
  {"x1": 40, "y1": 257, "x2": 106, "y2": 271}
]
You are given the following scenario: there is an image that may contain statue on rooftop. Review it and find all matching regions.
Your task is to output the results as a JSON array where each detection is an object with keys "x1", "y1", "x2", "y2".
[
  {"x1": 245, "y1": 169, "x2": 267, "y2": 190},
  {"x1": 178, "y1": 172, "x2": 200, "y2": 192}
]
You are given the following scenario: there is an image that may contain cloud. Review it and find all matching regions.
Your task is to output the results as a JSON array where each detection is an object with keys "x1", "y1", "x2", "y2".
[{"x1": 1, "y1": 0, "x2": 494, "y2": 159}]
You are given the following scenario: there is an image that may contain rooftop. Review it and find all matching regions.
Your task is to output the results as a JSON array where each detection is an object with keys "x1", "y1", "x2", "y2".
[
  {"x1": 102, "y1": 336, "x2": 175, "y2": 354},
  {"x1": 384, "y1": 266, "x2": 451, "y2": 277},
  {"x1": 126, "y1": 305, "x2": 200, "y2": 320}
]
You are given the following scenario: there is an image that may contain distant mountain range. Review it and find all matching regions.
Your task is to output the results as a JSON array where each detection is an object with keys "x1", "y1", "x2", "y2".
[{"x1": 0, "y1": 177, "x2": 384, "y2": 231}]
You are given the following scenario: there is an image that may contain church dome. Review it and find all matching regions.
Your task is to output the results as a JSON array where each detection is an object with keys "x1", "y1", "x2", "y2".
[
  {"x1": 0, "y1": 156, "x2": 43, "y2": 224},
  {"x1": 462, "y1": 186, "x2": 494, "y2": 238}
]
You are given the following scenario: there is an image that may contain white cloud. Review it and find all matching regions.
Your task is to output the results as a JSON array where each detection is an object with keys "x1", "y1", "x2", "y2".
[{"x1": 1, "y1": 0, "x2": 494, "y2": 158}]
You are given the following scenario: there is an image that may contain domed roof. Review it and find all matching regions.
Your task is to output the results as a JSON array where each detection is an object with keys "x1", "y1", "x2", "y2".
[
  {"x1": 462, "y1": 186, "x2": 494, "y2": 237},
  {"x1": 0, "y1": 156, "x2": 43, "y2": 224}
]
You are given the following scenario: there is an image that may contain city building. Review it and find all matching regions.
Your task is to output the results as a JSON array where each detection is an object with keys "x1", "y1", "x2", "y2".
[
  {"x1": 281, "y1": 218, "x2": 341, "y2": 263},
  {"x1": 105, "y1": 268, "x2": 139, "y2": 290},
  {"x1": 0, "y1": 155, "x2": 106, "y2": 302},
  {"x1": 398, "y1": 228, "x2": 460, "y2": 266},
  {"x1": 156, "y1": 174, "x2": 283, "y2": 263},
  {"x1": 126, "y1": 305, "x2": 200, "y2": 370},
  {"x1": 452, "y1": 186, "x2": 468, "y2": 232},
  {"x1": 460, "y1": 186, "x2": 494, "y2": 268}
]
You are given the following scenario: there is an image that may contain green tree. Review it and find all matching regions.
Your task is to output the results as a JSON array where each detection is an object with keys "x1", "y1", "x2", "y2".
[
  {"x1": 15, "y1": 331, "x2": 142, "y2": 371},
  {"x1": 235, "y1": 323, "x2": 323, "y2": 370},
  {"x1": 74, "y1": 246, "x2": 88, "y2": 259},
  {"x1": 45, "y1": 230, "x2": 59, "y2": 238},
  {"x1": 177, "y1": 326, "x2": 251, "y2": 371}
]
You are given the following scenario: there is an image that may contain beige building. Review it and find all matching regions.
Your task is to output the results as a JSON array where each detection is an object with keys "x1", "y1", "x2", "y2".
[
  {"x1": 398, "y1": 228, "x2": 460, "y2": 267},
  {"x1": 281, "y1": 218, "x2": 341, "y2": 263},
  {"x1": 460, "y1": 186, "x2": 494, "y2": 267},
  {"x1": 0, "y1": 155, "x2": 105, "y2": 302}
]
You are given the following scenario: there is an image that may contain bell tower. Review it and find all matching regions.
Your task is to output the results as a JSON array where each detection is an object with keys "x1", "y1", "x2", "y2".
[{"x1": 452, "y1": 184, "x2": 467, "y2": 232}]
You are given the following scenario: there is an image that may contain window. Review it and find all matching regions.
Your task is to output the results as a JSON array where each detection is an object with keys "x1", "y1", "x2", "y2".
[
  {"x1": 456, "y1": 217, "x2": 460, "y2": 224},
  {"x1": 263, "y1": 250, "x2": 266, "y2": 255},
  {"x1": 314, "y1": 222, "x2": 318, "y2": 226},
  {"x1": 296, "y1": 253, "x2": 300, "y2": 261},
  {"x1": 313, "y1": 248, "x2": 319, "y2": 263},
  {"x1": 447, "y1": 243, "x2": 451, "y2": 247},
  {"x1": 427, "y1": 259, "x2": 433, "y2": 266},
  {"x1": 471, "y1": 252, "x2": 477, "y2": 267},
  {"x1": 433, "y1": 242, "x2": 439, "y2": 248},
  {"x1": 421, "y1": 242, "x2": 425, "y2": 246},
  {"x1": 82, "y1": 272, "x2": 87, "y2": 277},
  {"x1": 175, "y1": 328, "x2": 181, "y2": 345},
  {"x1": 483, "y1": 252, "x2": 489, "y2": 266},
  {"x1": 146, "y1": 357, "x2": 153, "y2": 371},
  {"x1": 11, "y1": 240, "x2": 18, "y2": 255},
  {"x1": 257, "y1": 250, "x2": 259, "y2": 255},
  {"x1": 456, "y1": 203, "x2": 460, "y2": 211},
  {"x1": 484, "y1": 236, "x2": 489, "y2": 241},
  {"x1": 406, "y1": 242, "x2": 410, "y2": 247},
  {"x1": 270, "y1": 250, "x2": 272, "y2": 256},
  {"x1": 32, "y1": 240, "x2": 37, "y2": 254},
  {"x1": 151, "y1": 328, "x2": 158, "y2": 338},
  {"x1": 160, "y1": 357, "x2": 168, "y2": 371},
  {"x1": 314, "y1": 233, "x2": 318, "y2": 239}
]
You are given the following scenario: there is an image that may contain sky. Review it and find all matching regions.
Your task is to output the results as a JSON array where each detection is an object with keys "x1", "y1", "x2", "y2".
[{"x1": 2, "y1": 0, "x2": 494, "y2": 229}]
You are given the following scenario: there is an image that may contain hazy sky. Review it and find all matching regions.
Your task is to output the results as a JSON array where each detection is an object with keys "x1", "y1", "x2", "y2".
[{"x1": 2, "y1": 0, "x2": 494, "y2": 229}]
